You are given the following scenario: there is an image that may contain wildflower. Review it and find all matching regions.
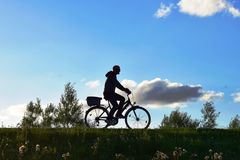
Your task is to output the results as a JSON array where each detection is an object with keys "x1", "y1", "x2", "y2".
[
  {"x1": 19, "y1": 145, "x2": 26, "y2": 154},
  {"x1": 159, "y1": 152, "x2": 168, "y2": 159},
  {"x1": 42, "y1": 146, "x2": 49, "y2": 154},
  {"x1": 218, "y1": 155, "x2": 223, "y2": 160},
  {"x1": 173, "y1": 151, "x2": 177, "y2": 157},
  {"x1": 204, "y1": 156, "x2": 210, "y2": 160},
  {"x1": 182, "y1": 149, "x2": 187, "y2": 153},
  {"x1": 209, "y1": 149, "x2": 213, "y2": 153},
  {"x1": 35, "y1": 144, "x2": 40, "y2": 152},
  {"x1": 152, "y1": 151, "x2": 168, "y2": 160},
  {"x1": 62, "y1": 152, "x2": 70, "y2": 160},
  {"x1": 214, "y1": 152, "x2": 219, "y2": 159},
  {"x1": 115, "y1": 153, "x2": 125, "y2": 160},
  {"x1": 65, "y1": 152, "x2": 70, "y2": 157}
]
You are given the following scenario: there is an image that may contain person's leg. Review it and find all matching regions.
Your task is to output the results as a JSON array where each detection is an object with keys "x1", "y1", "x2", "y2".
[
  {"x1": 108, "y1": 95, "x2": 119, "y2": 119},
  {"x1": 114, "y1": 93, "x2": 125, "y2": 117}
]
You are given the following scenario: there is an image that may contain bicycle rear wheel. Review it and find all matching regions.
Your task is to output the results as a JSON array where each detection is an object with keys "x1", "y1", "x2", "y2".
[
  {"x1": 85, "y1": 106, "x2": 109, "y2": 128},
  {"x1": 125, "y1": 106, "x2": 151, "y2": 129}
]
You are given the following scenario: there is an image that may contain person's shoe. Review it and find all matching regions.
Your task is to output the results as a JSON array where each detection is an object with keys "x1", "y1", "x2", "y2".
[
  {"x1": 116, "y1": 114, "x2": 125, "y2": 119},
  {"x1": 105, "y1": 118, "x2": 118, "y2": 125}
]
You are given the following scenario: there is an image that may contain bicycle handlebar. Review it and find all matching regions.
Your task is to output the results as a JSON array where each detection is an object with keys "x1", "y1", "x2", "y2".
[{"x1": 126, "y1": 93, "x2": 136, "y2": 105}]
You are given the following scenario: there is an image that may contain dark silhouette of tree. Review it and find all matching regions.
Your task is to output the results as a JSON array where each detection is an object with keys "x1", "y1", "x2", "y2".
[
  {"x1": 160, "y1": 108, "x2": 200, "y2": 128},
  {"x1": 229, "y1": 114, "x2": 240, "y2": 129},
  {"x1": 54, "y1": 82, "x2": 84, "y2": 128},
  {"x1": 200, "y1": 101, "x2": 220, "y2": 128},
  {"x1": 41, "y1": 103, "x2": 56, "y2": 128},
  {"x1": 21, "y1": 98, "x2": 43, "y2": 128}
]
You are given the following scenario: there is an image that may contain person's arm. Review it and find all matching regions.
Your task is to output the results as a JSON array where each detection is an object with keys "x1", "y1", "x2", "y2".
[
  {"x1": 115, "y1": 79, "x2": 131, "y2": 94},
  {"x1": 115, "y1": 79, "x2": 126, "y2": 91}
]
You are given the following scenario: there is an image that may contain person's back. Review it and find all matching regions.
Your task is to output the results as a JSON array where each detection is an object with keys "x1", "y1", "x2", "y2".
[
  {"x1": 104, "y1": 70, "x2": 125, "y2": 99},
  {"x1": 103, "y1": 65, "x2": 131, "y2": 124}
]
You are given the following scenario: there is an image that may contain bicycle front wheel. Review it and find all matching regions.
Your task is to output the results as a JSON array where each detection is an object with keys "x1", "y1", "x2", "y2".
[
  {"x1": 125, "y1": 106, "x2": 151, "y2": 129},
  {"x1": 85, "y1": 106, "x2": 109, "y2": 128}
]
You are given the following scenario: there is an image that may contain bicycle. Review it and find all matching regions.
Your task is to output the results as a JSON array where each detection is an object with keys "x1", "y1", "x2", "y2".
[{"x1": 84, "y1": 94, "x2": 151, "y2": 129}]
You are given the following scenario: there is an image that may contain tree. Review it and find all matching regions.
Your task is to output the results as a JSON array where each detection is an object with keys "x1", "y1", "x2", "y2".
[
  {"x1": 54, "y1": 82, "x2": 84, "y2": 127},
  {"x1": 229, "y1": 115, "x2": 240, "y2": 129},
  {"x1": 160, "y1": 108, "x2": 200, "y2": 128},
  {"x1": 41, "y1": 103, "x2": 56, "y2": 128},
  {"x1": 21, "y1": 98, "x2": 43, "y2": 128},
  {"x1": 200, "y1": 101, "x2": 220, "y2": 128}
]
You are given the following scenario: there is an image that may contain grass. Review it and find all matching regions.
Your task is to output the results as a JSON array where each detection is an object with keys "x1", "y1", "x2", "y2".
[{"x1": 0, "y1": 128, "x2": 240, "y2": 159}]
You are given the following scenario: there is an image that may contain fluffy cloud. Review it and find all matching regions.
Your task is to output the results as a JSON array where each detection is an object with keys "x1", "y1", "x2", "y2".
[
  {"x1": 120, "y1": 78, "x2": 224, "y2": 108},
  {"x1": 232, "y1": 92, "x2": 240, "y2": 103},
  {"x1": 134, "y1": 78, "x2": 202, "y2": 105},
  {"x1": 200, "y1": 91, "x2": 224, "y2": 101},
  {"x1": 178, "y1": 0, "x2": 226, "y2": 17},
  {"x1": 154, "y1": 3, "x2": 173, "y2": 18},
  {"x1": 121, "y1": 79, "x2": 137, "y2": 90},
  {"x1": 154, "y1": 0, "x2": 240, "y2": 18},
  {"x1": 85, "y1": 80, "x2": 101, "y2": 89},
  {"x1": 0, "y1": 104, "x2": 26, "y2": 127},
  {"x1": 228, "y1": 6, "x2": 240, "y2": 17}
]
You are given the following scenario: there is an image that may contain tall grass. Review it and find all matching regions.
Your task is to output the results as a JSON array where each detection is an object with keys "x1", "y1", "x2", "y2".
[{"x1": 0, "y1": 128, "x2": 240, "y2": 159}]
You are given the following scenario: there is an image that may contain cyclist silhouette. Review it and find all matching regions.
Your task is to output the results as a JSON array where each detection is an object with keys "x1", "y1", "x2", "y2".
[{"x1": 103, "y1": 65, "x2": 131, "y2": 124}]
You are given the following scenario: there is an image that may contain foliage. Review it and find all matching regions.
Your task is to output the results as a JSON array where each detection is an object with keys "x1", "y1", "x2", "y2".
[
  {"x1": 21, "y1": 98, "x2": 43, "y2": 128},
  {"x1": 228, "y1": 114, "x2": 240, "y2": 129},
  {"x1": 20, "y1": 82, "x2": 84, "y2": 128},
  {"x1": 41, "y1": 103, "x2": 56, "y2": 128},
  {"x1": 160, "y1": 108, "x2": 200, "y2": 128},
  {"x1": 54, "y1": 82, "x2": 84, "y2": 127},
  {"x1": 200, "y1": 102, "x2": 220, "y2": 128}
]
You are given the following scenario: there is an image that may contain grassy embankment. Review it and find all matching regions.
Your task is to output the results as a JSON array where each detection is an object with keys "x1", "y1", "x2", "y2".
[{"x1": 0, "y1": 128, "x2": 240, "y2": 160}]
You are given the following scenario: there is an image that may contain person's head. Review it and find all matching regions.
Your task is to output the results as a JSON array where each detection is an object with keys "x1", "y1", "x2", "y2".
[{"x1": 113, "y1": 65, "x2": 120, "y2": 74}]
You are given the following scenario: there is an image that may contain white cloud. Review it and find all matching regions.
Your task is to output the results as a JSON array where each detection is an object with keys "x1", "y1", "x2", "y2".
[
  {"x1": 0, "y1": 104, "x2": 26, "y2": 127},
  {"x1": 232, "y1": 92, "x2": 240, "y2": 103},
  {"x1": 154, "y1": 0, "x2": 240, "y2": 18},
  {"x1": 228, "y1": 5, "x2": 240, "y2": 17},
  {"x1": 146, "y1": 102, "x2": 187, "y2": 109},
  {"x1": 154, "y1": 3, "x2": 173, "y2": 18},
  {"x1": 178, "y1": 0, "x2": 226, "y2": 17},
  {"x1": 121, "y1": 79, "x2": 137, "y2": 90},
  {"x1": 200, "y1": 91, "x2": 224, "y2": 101},
  {"x1": 85, "y1": 80, "x2": 101, "y2": 89}
]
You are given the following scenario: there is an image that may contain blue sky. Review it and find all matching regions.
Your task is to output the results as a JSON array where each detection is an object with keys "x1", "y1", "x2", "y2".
[{"x1": 0, "y1": 0, "x2": 240, "y2": 128}]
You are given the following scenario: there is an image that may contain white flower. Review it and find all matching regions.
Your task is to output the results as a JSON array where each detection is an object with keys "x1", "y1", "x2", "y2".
[
  {"x1": 204, "y1": 156, "x2": 210, "y2": 160},
  {"x1": 65, "y1": 152, "x2": 70, "y2": 157},
  {"x1": 214, "y1": 152, "x2": 219, "y2": 159},
  {"x1": 19, "y1": 145, "x2": 26, "y2": 154},
  {"x1": 35, "y1": 144, "x2": 40, "y2": 152}
]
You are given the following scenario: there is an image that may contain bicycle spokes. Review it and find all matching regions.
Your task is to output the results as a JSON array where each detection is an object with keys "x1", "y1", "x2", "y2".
[
  {"x1": 85, "y1": 107, "x2": 108, "y2": 128},
  {"x1": 125, "y1": 106, "x2": 151, "y2": 129}
]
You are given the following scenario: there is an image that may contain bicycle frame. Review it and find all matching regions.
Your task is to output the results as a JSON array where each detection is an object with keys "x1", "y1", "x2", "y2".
[{"x1": 104, "y1": 94, "x2": 134, "y2": 114}]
